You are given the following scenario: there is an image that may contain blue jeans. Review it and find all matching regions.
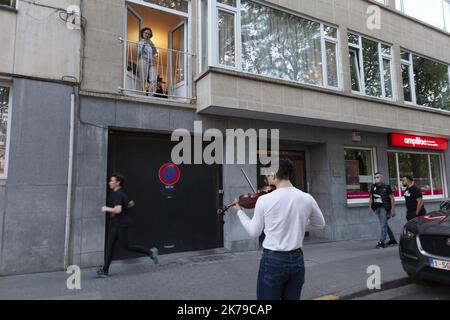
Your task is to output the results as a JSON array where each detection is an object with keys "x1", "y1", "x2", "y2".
[
  {"x1": 257, "y1": 249, "x2": 305, "y2": 300},
  {"x1": 375, "y1": 207, "x2": 395, "y2": 243}
]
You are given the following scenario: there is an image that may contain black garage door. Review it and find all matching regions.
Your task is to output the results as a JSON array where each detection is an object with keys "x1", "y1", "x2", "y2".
[{"x1": 107, "y1": 130, "x2": 223, "y2": 259}]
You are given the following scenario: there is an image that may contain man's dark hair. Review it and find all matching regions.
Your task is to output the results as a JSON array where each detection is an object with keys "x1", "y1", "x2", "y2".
[
  {"x1": 141, "y1": 27, "x2": 153, "y2": 38},
  {"x1": 275, "y1": 159, "x2": 294, "y2": 181},
  {"x1": 111, "y1": 173, "x2": 127, "y2": 187},
  {"x1": 402, "y1": 175, "x2": 414, "y2": 182},
  {"x1": 374, "y1": 172, "x2": 382, "y2": 176}
]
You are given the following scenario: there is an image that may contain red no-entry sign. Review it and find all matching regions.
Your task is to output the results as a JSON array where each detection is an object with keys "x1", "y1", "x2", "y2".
[{"x1": 158, "y1": 163, "x2": 180, "y2": 186}]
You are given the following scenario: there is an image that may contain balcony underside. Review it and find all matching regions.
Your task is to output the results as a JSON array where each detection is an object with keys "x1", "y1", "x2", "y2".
[{"x1": 196, "y1": 70, "x2": 450, "y2": 139}]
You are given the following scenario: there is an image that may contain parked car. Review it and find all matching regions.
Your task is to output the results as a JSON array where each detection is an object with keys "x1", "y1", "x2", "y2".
[{"x1": 399, "y1": 201, "x2": 450, "y2": 284}]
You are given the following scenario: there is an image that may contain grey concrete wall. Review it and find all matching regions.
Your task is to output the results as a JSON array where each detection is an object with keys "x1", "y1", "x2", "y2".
[
  {"x1": 0, "y1": 0, "x2": 81, "y2": 82},
  {"x1": 0, "y1": 79, "x2": 73, "y2": 275}
]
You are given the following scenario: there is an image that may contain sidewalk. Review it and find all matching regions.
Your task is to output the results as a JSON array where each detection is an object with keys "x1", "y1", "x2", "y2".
[{"x1": 0, "y1": 239, "x2": 407, "y2": 300}]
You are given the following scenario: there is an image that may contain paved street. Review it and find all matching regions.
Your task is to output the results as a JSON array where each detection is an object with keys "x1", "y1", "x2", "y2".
[{"x1": 0, "y1": 238, "x2": 448, "y2": 300}]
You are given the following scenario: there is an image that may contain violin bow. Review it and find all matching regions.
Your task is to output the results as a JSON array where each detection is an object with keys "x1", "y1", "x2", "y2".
[{"x1": 240, "y1": 168, "x2": 257, "y2": 193}]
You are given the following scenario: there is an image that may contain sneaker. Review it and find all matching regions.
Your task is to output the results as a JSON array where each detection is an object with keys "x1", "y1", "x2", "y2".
[
  {"x1": 375, "y1": 242, "x2": 386, "y2": 249},
  {"x1": 90, "y1": 267, "x2": 109, "y2": 278},
  {"x1": 149, "y1": 248, "x2": 159, "y2": 264},
  {"x1": 386, "y1": 239, "x2": 398, "y2": 246}
]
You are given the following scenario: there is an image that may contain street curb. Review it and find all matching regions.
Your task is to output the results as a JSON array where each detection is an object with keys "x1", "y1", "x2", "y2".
[{"x1": 339, "y1": 277, "x2": 412, "y2": 300}]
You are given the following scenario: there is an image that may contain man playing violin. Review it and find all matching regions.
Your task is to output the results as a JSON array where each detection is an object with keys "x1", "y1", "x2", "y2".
[{"x1": 233, "y1": 159, "x2": 325, "y2": 300}]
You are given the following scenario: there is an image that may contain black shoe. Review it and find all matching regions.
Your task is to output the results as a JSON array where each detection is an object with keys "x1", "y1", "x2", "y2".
[
  {"x1": 386, "y1": 240, "x2": 398, "y2": 246},
  {"x1": 375, "y1": 242, "x2": 386, "y2": 249},
  {"x1": 90, "y1": 267, "x2": 110, "y2": 278}
]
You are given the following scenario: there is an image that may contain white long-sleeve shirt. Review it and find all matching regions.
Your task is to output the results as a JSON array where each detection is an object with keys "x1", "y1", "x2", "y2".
[{"x1": 237, "y1": 186, "x2": 325, "y2": 251}]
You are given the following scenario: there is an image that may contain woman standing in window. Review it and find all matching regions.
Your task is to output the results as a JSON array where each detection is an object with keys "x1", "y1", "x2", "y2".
[{"x1": 136, "y1": 27, "x2": 158, "y2": 95}]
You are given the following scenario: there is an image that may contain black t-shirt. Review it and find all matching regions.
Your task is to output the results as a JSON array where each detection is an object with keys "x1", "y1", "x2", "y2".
[
  {"x1": 404, "y1": 185, "x2": 426, "y2": 218},
  {"x1": 370, "y1": 183, "x2": 393, "y2": 210},
  {"x1": 110, "y1": 189, "x2": 130, "y2": 226}
]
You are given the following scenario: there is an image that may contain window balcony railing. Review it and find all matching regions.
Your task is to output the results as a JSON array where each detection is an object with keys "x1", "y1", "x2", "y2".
[{"x1": 120, "y1": 39, "x2": 195, "y2": 101}]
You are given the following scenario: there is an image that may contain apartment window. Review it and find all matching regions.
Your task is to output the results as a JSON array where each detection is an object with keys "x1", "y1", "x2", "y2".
[
  {"x1": 348, "y1": 33, "x2": 394, "y2": 99},
  {"x1": 388, "y1": 151, "x2": 446, "y2": 198},
  {"x1": 238, "y1": 0, "x2": 340, "y2": 88},
  {"x1": 395, "y1": 0, "x2": 449, "y2": 31},
  {"x1": 401, "y1": 51, "x2": 450, "y2": 110},
  {"x1": 217, "y1": 9, "x2": 236, "y2": 67},
  {"x1": 0, "y1": 84, "x2": 11, "y2": 178},
  {"x1": 345, "y1": 148, "x2": 376, "y2": 202},
  {"x1": 0, "y1": 0, "x2": 15, "y2": 8}
]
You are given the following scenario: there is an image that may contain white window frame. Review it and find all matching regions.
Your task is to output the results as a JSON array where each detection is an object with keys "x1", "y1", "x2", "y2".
[
  {"x1": 396, "y1": 0, "x2": 450, "y2": 32},
  {"x1": 214, "y1": 2, "x2": 240, "y2": 70},
  {"x1": 444, "y1": 0, "x2": 450, "y2": 32},
  {"x1": 0, "y1": 81, "x2": 12, "y2": 180},
  {"x1": 387, "y1": 150, "x2": 448, "y2": 201},
  {"x1": 344, "y1": 146, "x2": 378, "y2": 205},
  {"x1": 348, "y1": 32, "x2": 395, "y2": 101},
  {"x1": 401, "y1": 49, "x2": 450, "y2": 111},
  {"x1": 400, "y1": 51, "x2": 417, "y2": 105},
  {"x1": 321, "y1": 25, "x2": 341, "y2": 90},
  {"x1": 207, "y1": 0, "x2": 341, "y2": 90}
]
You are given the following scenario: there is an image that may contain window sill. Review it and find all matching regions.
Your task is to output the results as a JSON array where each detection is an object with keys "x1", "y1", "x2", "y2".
[
  {"x1": 199, "y1": 67, "x2": 450, "y2": 117},
  {"x1": 0, "y1": 4, "x2": 17, "y2": 13}
]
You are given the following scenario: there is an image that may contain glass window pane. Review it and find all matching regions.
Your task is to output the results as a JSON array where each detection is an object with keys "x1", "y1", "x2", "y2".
[
  {"x1": 401, "y1": 0, "x2": 445, "y2": 29},
  {"x1": 143, "y1": 0, "x2": 188, "y2": 13},
  {"x1": 0, "y1": 86, "x2": 9, "y2": 176},
  {"x1": 431, "y1": 155, "x2": 444, "y2": 196},
  {"x1": 349, "y1": 49, "x2": 361, "y2": 92},
  {"x1": 398, "y1": 153, "x2": 431, "y2": 195},
  {"x1": 326, "y1": 41, "x2": 338, "y2": 87},
  {"x1": 362, "y1": 38, "x2": 382, "y2": 97},
  {"x1": 381, "y1": 44, "x2": 391, "y2": 56},
  {"x1": 240, "y1": 0, "x2": 323, "y2": 85},
  {"x1": 348, "y1": 33, "x2": 359, "y2": 45},
  {"x1": 402, "y1": 63, "x2": 412, "y2": 102},
  {"x1": 383, "y1": 58, "x2": 393, "y2": 98},
  {"x1": 412, "y1": 55, "x2": 450, "y2": 110},
  {"x1": 388, "y1": 152, "x2": 401, "y2": 197},
  {"x1": 171, "y1": 24, "x2": 185, "y2": 85},
  {"x1": 345, "y1": 149, "x2": 374, "y2": 200},
  {"x1": 400, "y1": 51, "x2": 410, "y2": 61},
  {"x1": 324, "y1": 25, "x2": 337, "y2": 38},
  {"x1": 218, "y1": 10, "x2": 235, "y2": 67},
  {"x1": 217, "y1": 0, "x2": 236, "y2": 6}
]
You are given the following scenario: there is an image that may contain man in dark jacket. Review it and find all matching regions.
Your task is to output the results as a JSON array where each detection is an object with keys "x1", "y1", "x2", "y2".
[{"x1": 369, "y1": 172, "x2": 397, "y2": 249}]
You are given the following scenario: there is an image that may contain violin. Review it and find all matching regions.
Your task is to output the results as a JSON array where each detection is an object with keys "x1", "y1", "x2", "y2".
[
  {"x1": 217, "y1": 168, "x2": 276, "y2": 216},
  {"x1": 217, "y1": 184, "x2": 276, "y2": 216}
]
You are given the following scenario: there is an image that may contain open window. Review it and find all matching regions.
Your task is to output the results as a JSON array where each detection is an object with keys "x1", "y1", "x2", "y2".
[{"x1": 122, "y1": 0, "x2": 193, "y2": 100}]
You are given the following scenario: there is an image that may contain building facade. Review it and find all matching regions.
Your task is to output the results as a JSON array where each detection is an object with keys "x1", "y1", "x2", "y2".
[{"x1": 1, "y1": 0, "x2": 449, "y2": 275}]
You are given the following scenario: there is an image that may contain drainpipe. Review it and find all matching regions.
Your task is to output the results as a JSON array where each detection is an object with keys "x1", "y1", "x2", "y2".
[{"x1": 64, "y1": 90, "x2": 76, "y2": 269}]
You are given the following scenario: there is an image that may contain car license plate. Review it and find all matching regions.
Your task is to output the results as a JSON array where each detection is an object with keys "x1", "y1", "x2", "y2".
[{"x1": 429, "y1": 258, "x2": 450, "y2": 271}]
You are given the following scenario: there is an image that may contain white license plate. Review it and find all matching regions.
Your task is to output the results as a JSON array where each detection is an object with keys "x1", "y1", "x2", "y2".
[{"x1": 429, "y1": 258, "x2": 450, "y2": 271}]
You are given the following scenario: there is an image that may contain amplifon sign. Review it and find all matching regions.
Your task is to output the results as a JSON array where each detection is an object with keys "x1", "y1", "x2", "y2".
[{"x1": 389, "y1": 133, "x2": 448, "y2": 151}]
